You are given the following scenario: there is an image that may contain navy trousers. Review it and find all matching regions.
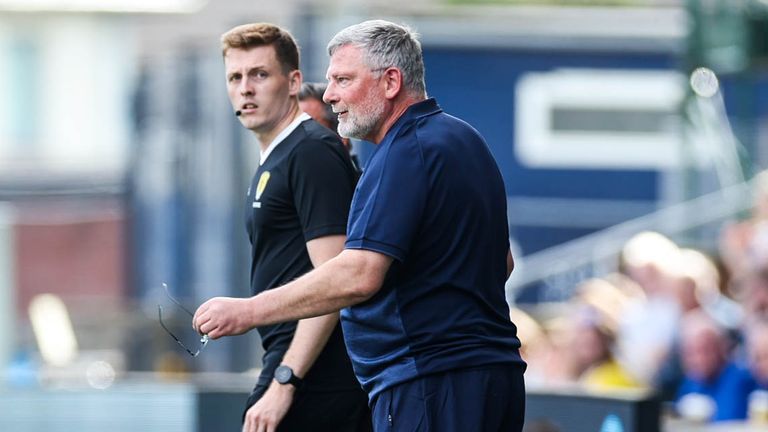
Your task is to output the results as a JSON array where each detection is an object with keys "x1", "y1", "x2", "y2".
[{"x1": 371, "y1": 363, "x2": 526, "y2": 432}]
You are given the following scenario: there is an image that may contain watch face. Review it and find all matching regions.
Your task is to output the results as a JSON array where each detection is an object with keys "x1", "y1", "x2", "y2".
[{"x1": 275, "y1": 366, "x2": 291, "y2": 384}]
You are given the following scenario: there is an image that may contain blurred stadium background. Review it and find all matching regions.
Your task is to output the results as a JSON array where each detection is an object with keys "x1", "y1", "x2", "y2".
[{"x1": 2, "y1": 0, "x2": 768, "y2": 430}]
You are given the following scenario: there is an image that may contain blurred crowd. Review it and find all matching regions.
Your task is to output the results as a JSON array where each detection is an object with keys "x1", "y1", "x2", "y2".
[{"x1": 513, "y1": 170, "x2": 768, "y2": 424}]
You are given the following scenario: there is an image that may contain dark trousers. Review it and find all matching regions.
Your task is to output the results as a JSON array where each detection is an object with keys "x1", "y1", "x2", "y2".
[
  {"x1": 371, "y1": 364, "x2": 526, "y2": 432},
  {"x1": 244, "y1": 384, "x2": 372, "y2": 432}
]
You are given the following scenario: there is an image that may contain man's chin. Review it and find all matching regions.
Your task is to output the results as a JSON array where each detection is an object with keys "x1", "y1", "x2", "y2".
[
  {"x1": 338, "y1": 126, "x2": 357, "y2": 140},
  {"x1": 339, "y1": 124, "x2": 367, "y2": 141}
]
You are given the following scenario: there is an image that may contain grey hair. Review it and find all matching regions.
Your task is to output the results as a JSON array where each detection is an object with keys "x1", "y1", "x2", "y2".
[{"x1": 327, "y1": 20, "x2": 426, "y2": 98}]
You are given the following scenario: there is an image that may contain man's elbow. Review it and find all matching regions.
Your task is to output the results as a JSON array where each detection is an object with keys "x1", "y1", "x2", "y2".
[
  {"x1": 345, "y1": 263, "x2": 382, "y2": 302},
  {"x1": 336, "y1": 249, "x2": 388, "y2": 303},
  {"x1": 347, "y1": 278, "x2": 379, "y2": 303}
]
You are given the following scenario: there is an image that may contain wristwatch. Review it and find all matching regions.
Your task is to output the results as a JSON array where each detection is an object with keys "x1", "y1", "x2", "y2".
[{"x1": 274, "y1": 365, "x2": 304, "y2": 388}]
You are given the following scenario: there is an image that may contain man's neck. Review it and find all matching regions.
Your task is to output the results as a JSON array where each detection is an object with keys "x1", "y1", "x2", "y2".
[
  {"x1": 256, "y1": 103, "x2": 302, "y2": 151},
  {"x1": 371, "y1": 95, "x2": 426, "y2": 144}
]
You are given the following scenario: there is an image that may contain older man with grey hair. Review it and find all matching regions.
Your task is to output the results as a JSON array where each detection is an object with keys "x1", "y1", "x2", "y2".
[{"x1": 195, "y1": 19, "x2": 526, "y2": 431}]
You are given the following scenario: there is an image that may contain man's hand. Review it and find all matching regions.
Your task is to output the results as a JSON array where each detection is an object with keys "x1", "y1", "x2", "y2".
[
  {"x1": 192, "y1": 297, "x2": 254, "y2": 339},
  {"x1": 243, "y1": 382, "x2": 295, "y2": 432}
]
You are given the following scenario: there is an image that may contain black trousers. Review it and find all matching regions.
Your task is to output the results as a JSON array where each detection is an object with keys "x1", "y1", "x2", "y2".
[{"x1": 244, "y1": 384, "x2": 372, "y2": 432}]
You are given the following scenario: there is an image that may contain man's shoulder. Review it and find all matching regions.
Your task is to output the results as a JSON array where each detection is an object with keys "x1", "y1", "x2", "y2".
[
  {"x1": 289, "y1": 120, "x2": 343, "y2": 150},
  {"x1": 272, "y1": 120, "x2": 339, "y2": 162},
  {"x1": 283, "y1": 121, "x2": 353, "y2": 176},
  {"x1": 298, "y1": 118, "x2": 341, "y2": 140},
  {"x1": 407, "y1": 110, "x2": 481, "y2": 148}
]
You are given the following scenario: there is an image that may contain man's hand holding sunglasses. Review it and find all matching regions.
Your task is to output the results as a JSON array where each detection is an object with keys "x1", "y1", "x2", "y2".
[{"x1": 192, "y1": 296, "x2": 258, "y2": 340}]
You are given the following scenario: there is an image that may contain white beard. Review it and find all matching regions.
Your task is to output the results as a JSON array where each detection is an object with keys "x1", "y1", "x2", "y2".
[{"x1": 337, "y1": 93, "x2": 385, "y2": 140}]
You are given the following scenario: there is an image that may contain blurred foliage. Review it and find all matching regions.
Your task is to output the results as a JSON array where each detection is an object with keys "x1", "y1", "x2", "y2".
[{"x1": 687, "y1": 0, "x2": 768, "y2": 74}]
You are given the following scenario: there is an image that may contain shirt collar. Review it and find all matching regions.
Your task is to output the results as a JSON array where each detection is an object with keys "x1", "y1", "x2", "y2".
[
  {"x1": 379, "y1": 98, "x2": 441, "y2": 146},
  {"x1": 259, "y1": 112, "x2": 312, "y2": 165}
]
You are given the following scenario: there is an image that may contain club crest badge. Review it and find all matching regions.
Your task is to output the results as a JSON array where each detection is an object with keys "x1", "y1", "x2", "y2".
[{"x1": 255, "y1": 171, "x2": 270, "y2": 202}]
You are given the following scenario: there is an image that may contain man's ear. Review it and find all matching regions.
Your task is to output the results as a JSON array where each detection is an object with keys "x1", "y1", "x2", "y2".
[
  {"x1": 288, "y1": 70, "x2": 302, "y2": 96},
  {"x1": 382, "y1": 67, "x2": 403, "y2": 100}
]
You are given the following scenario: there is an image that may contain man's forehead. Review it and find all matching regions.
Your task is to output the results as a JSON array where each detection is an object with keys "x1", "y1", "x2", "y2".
[
  {"x1": 225, "y1": 45, "x2": 279, "y2": 69},
  {"x1": 328, "y1": 44, "x2": 365, "y2": 68}
]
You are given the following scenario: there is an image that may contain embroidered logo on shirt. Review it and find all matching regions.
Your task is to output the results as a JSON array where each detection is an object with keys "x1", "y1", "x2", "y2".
[{"x1": 253, "y1": 171, "x2": 270, "y2": 208}]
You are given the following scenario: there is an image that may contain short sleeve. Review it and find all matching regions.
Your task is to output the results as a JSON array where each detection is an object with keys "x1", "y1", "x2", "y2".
[
  {"x1": 345, "y1": 133, "x2": 427, "y2": 262},
  {"x1": 289, "y1": 136, "x2": 355, "y2": 242}
]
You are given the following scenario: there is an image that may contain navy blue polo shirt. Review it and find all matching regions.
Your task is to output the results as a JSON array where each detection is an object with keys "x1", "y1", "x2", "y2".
[{"x1": 341, "y1": 98, "x2": 525, "y2": 400}]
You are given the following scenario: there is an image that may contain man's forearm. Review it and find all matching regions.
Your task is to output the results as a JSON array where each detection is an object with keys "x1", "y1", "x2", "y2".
[
  {"x1": 280, "y1": 312, "x2": 340, "y2": 378},
  {"x1": 244, "y1": 250, "x2": 380, "y2": 327},
  {"x1": 193, "y1": 249, "x2": 390, "y2": 340}
]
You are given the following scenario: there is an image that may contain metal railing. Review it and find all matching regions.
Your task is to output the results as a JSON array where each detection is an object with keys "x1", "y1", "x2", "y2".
[{"x1": 506, "y1": 179, "x2": 755, "y2": 298}]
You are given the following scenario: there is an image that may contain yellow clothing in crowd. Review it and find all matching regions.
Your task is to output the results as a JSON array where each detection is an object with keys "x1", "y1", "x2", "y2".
[{"x1": 581, "y1": 359, "x2": 644, "y2": 391}]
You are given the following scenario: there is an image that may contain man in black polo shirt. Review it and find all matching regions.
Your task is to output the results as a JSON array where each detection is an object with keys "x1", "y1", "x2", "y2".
[{"x1": 219, "y1": 23, "x2": 368, "y2": 432}]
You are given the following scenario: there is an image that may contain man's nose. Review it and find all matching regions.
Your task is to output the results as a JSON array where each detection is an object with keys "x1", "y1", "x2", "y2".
[
  {"x1": 322, "y1": 83, "x2": 337, "y2": 104},
  {"x1": 240, "y1": 78, "x2": 254, "y2": 96}
]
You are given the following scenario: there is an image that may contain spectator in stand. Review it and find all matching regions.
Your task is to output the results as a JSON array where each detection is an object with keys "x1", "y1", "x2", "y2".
[
  {"x1": 744, "y1": 319, "x2": 768, "y2": 424},
  {"x1": 732, "y1": 268, "x2": 768, "y2": 329},
  {"x1": 676, "y1": 310, "x2": 755, "y2": 422},
  {"x1": 510, "y1": 307, "x2": 572, "y2": 387},
  {"x1": 728, "y1": 269, "x2": 768, "y2": 393},
  {"x1": 745, "y1": 319, "x2": 768, "y2": 389},
  {"x1": 654, "y1": 247, "x2": 739, "y2": 402},
  {"x1": 616, "y1": 231, "x2": 682, "y2": 385},
  {"x1": 573, "y1": 277, "x2": 640, "y2": 333},
  {"x1": 565, "y1": 304, "x2": 643, "y2": 392},
  {"x1": 719, "y1": 169, "x2": 768, "y2": 278}
]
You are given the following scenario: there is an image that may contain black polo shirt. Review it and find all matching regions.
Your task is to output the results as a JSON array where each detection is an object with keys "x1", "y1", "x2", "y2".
[{"x1": 246, "y1": 118, "x2": 359, "y2": 390}]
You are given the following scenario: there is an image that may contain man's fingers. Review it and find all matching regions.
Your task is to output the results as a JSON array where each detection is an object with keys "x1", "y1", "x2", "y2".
[
  {"x1": 244, "y1": 412, "x2": 255, "y2": 432},
  {"x1": 193, "y1": 311, "x2": 209, "y2": 334},
  {"x1": 206, "y1": 327, "x2": 222, "y2": 340},
  {"x1": 242, "y1": 415, "x2": 251, "y2": 432},
  {"x1": 242, "y1": 409, "x2": 251, "y2": 432},
  {"x1": 243, "y1": 412, "x2": 264, "y2": 432},
  {"x1": 190, "y1": 296, "x2": 248, "y2": 339},
  {"x1": 192, "y1": 302, "x2": 210, "y2": 331},
  {"x1": 244, "y1": 405, "x2": 280, "y2": 432},
  {"x1": 199, "y1": 319, "x2": 218, "y2": 339},
  {"x1": 259, "y1": 420, "x2": 270, "y2": 432}
]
